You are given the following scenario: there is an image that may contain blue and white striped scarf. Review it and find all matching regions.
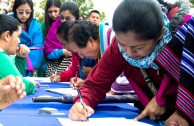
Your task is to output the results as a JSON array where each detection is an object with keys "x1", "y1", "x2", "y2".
[{"x1": 118, "y1": 13, "x2": 172, "y2": 70}]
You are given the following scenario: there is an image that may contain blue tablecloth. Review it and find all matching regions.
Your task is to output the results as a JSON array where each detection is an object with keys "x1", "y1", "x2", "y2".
[{"x1": 0, "y1": 82, "x2": 160, "y2": 126}]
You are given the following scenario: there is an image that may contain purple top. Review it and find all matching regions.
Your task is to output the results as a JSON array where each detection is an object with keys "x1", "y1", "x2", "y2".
[{"x1": 43, "y1": 18, "x2": 63, "y2": 57}]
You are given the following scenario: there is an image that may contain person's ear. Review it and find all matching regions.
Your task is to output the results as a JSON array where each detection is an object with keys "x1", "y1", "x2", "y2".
[
  {"x1": 88, "y1": 37, "x2": 95, "y2": 46},
  {"x1": 1, "y1": 31, "x2": 11, "y2": 42}
]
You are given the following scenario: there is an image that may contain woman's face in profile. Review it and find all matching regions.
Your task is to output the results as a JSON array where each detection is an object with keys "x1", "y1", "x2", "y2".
[{"x1": 6, "y1": 26, "x2": 21, "y2": 55}]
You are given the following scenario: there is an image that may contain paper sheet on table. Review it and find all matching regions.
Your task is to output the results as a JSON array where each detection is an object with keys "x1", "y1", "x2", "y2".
[
  {"x1": 46, "y1": 88, "x2": 78, "y2": 96},
  {"x1": 25, "y1": 77, "x2": 70, "y2": 84},
  {"x1": 57, "y1": 118, "x2": 154, "y2": 126},
  {"x1": 25, "y1": 77, "x2": 51, "y2": 82}
]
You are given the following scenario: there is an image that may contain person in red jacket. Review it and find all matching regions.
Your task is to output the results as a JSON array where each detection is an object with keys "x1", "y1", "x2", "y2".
[
  {"x1": 59, "y1": 0, "x2": 178, "y2": 124},
  {"x1": 58, "y1": 0, "x2": 179, "y2": 125}
]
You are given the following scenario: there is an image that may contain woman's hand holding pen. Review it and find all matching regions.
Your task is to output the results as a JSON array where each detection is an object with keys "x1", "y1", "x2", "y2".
[
  {"x1": 50, "y1": 74, "x2": 61, "y2": 82},
  {"x1": 134, "y1": 96, "x2": 166, "y2": 121},
  {"x1": 69, "y1": 77, "x2": 84, "y2": 89},
  {"x1": 69, "y1": 102, "x2": 94, "y2": 121}
]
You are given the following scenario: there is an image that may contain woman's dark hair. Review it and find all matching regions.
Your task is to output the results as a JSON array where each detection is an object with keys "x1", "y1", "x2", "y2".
[
  {"x1": 57, "y1": 20, "x2": 99, "y2": 48},
  {"x1": 44, "y1": 0, "x2": 62, "y2": 35},
  {"x1": 113, "y1": 0, "x2": 164, "y2": 40},
  {"x1": 57, "y1": 20, "x2": 75, "y2": 43},
  {"x1": 13, "y1": 0, "x2": 34, "y2": 32},
  {"x1": 0, "y1": 15, "x2": 20, "y2": 36},
  {"x1": 60, "y1": 1, "x2": 79, "y2": 20}
]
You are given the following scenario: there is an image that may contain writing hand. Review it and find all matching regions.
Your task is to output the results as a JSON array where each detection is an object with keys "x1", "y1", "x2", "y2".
[
  {"x1": 69, "y1": 102, "x2": 94, "y2": 121},
  {"x1": 50, "y1": 74, "x2": 61, "y2": 82},
  {"x1": 134, "y1": 96, "x2": 165, "y2": 121},
  {"x1": 63, "y1": 49, "x2": 72, "y2": 57},
  {"x1": 70, "y1": 77, "x2": 84, "y2": 89}
]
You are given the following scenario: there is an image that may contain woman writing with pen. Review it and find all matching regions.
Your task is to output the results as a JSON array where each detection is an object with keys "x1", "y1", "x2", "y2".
[{"x1": 56, "y1": 0, "x2": 182, "y2": 125}]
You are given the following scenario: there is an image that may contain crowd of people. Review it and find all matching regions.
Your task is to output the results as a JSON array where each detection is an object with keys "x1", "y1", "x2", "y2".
[{"x1": 0, "y1": 0, "x2": 193, "y2": 126}]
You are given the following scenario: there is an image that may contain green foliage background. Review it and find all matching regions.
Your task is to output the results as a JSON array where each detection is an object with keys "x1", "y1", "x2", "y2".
[{"x1": 34, "y1": 0, "x2": 106, "y2": 23}]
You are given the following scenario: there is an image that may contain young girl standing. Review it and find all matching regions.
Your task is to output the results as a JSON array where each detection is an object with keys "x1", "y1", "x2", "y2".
[{"x1": 10, "y1": 0, "x2": 43, "y2": 77}]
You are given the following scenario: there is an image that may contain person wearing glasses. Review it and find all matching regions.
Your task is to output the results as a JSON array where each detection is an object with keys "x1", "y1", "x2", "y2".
[
  {"x1": 37, "y1": 0, "x2": 62, "y2": 77},
  {"x1": 43, "y1": 2, "x2": 79, "y2": 77},
  {"x1": 8, "y1": 0, "x2": 43, "y2": 77}
]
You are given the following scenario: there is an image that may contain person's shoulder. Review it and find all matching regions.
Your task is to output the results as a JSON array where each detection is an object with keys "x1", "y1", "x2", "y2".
[
  {"x1": 99, "y1": 22, "x2": 112, "y2": 33},
  {"x1": 0, "y1": 51, "x2": 8, "y2": 56},
  {"x1": 0, "y1": 52, "x2": 12, "y2": 62},
  {"x1": 48, "y1": 18, "x2": 61, "y2": 31},
  {"x1": 99, "y1": 22, "x2": 110, "y2": 27},
  {"x1": 52, "y1": 18, "x2": 62, "y2": 27},
  {"x1": 30, "y1": 18, "x2": 41, "y2": 27},
  {"x1": 8, "y1": 13, "x2": 14, "y2": 17},
  {"x1": 31, "y1": 18, "x2": 40, "y2": 23},
  {"x1": 106, "y1": 38, "x2": 118, "y2": 52},
  {"x1": 100, "y1": 22, "x2": 109, "y2": 26}
]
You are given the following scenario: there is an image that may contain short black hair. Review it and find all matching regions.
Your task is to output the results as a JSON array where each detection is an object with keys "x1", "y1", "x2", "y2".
[
  {"x1": 57, "y1": 20, "x2": 99, "y2": 48},
  {"x1": 57, "y1": 20, "x2": 75, "y2": 43},
  {"x1": 88, "y1": 10, "x2": 101, "y2": 17}
]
